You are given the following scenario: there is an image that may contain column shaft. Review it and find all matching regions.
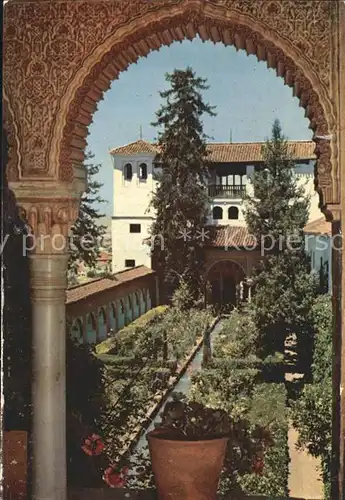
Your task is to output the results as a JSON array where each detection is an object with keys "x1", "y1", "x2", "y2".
[{"x1": 30, "y1": 254, "x2": 68, "y2": 500}]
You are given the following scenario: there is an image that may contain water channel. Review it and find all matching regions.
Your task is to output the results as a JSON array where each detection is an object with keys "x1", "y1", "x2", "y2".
[{"x1": 133, "y1": 319, "x2": 225, "y2": 453}]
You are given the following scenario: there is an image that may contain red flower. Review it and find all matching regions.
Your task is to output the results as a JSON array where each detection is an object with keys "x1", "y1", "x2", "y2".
[
  {"x1": 252, "y1": 456, "x2": 265, "y2": 475},
  {"x1": 103, "y1": 465, "x2": 128, "y2": 488},
  {"x1": 81, "y1": 434, "x2": 105, "y2": 456}
]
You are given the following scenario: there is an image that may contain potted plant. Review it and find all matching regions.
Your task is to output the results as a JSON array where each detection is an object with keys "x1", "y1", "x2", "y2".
[{"x1": 147, "y1": 393, "x2": 232, "y2": 499}]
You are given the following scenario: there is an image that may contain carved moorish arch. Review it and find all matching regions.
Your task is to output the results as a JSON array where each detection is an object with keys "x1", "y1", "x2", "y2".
[
  {"x1": 2, "y1": 1, "x2": 345, "y2": 499},
  {"x1": 54, "y1": 1, "x2": 340, "y2": 214},
  {"x1": 205, "y1": 259, "x2": 246, "y2": 305},
  {"x1": 3, "y1": 0, "x2": 342, "y2": 221},
  {"x1": 206, "y1": 259, "x2": 246, "y2": 281}
]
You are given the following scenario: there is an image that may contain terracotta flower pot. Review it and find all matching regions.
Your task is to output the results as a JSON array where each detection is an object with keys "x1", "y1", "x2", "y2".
[{"x1": 147, "y1": 430, "x2": 228, "y2": 500}]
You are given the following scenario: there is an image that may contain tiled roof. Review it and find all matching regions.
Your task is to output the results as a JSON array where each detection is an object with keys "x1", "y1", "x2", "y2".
[
  {"x1": 109, "y1": 140, "x2": 158, "y2": 156},
  {"x1": 205, "y1": 141, "x2": 315, "y2": 163},
  {"x1": 206, "y1": 225, "x2": 256, "y2": 248},
  {"x1": 66, "y1": 266, "x2": 155, "y2": 304},
  {"x1": 304, "y1": 217, "x2": 332, "y2": 236},
  {"x1": 109, "y1": 140, "x2": 315, "y2": 163}
]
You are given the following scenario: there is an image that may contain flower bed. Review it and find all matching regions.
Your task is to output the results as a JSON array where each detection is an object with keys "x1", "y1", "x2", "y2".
[{"x1": 94, "y1": 307, "x2": 213, "y2": 479}]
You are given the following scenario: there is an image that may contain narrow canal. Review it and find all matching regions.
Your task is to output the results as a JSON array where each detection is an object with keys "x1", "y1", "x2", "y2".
[{"x1": 133, "y1": 318, "x2": 225, "y2": 452}]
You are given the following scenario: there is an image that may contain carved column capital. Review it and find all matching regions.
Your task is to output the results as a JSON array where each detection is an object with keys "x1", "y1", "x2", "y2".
[
  {"x1": 324, "y1": 204, "x2": 342, "y2": 222},
  {"x1": 8, "y1": 179, "x2": 85, "y2": 255}
]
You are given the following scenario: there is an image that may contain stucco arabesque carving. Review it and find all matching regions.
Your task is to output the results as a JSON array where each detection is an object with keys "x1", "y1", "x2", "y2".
[
  {"x1": 15, "y1": 187, "x2": 82, "y2": 255},
  {"x1": 3, "y1": 0, "x2": 338, "y2": 209}
]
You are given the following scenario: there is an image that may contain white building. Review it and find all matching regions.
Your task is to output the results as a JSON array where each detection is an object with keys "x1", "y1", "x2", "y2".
[
  {"x1": 109, "y1": 139, "x2": 322, "y2": 272},
  {"x1": 304, "y1": 217, "x2": 332, "y2": 293}
]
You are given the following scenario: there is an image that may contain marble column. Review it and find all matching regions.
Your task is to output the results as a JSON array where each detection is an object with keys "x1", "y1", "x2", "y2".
[
  {"x1": 30, "y1": 252, "x2": 69, "y2": 500},
  {"x1": 239, "y1": 281, "x2": 244, "y2": 301},
  {"x1": 8, "y1": 178, "x2": 84, "y2": 500}
]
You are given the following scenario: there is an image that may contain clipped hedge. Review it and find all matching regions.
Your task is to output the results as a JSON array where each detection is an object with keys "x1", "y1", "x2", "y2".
[{"x1": 95, "y1": 305, "x2": 169, "y2": 355}]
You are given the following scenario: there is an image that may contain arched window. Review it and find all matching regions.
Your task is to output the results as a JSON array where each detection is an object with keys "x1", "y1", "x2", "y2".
[
  {"x1": 98, "y1": 308, "x2": 107, "y2": 341},
  {"x1": 120, "y1": 299, "x2": 125, "y2": 314},
  {"x1": 86, "y1": 313, "x2": 97, "y2": 344},
  {"x1": 87, "y1": 313, "x2": 96, "y2": 330},
  {"x1": 109, "y1": 302, "x2": 116, "y2": 330},
  {"x1": 212, "y1": 206, "x2": 223, "y2": 220},
  {"x1": 98, "y1": 308, "x2": 107, "y2": 325},
  {"x1": 128, "y1": 295, "x2": 132, "y2": 310},
  {"x1": 139, "y1": 163, "x2": 148, "y2": 180},
  {"x1": 124, "y1": 163, "x2": 133, "y2": 181},
  {"x1": 71, "y1": 318, "x2": 83, "y2": 342},
  {"x1": 135, "y1": 292, "x2": 139, "y2": 306},
  {"x1": 228, "y1": 206, "x2": 239, "y2": 220}
]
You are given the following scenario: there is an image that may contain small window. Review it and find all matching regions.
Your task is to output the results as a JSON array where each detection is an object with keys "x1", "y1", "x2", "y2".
[
  {"x1": 228, "y1": 206, "x2": 239, "y2": 220},
  {"x1": 135, "y1": 292, "x2": 139, "y2": 305},
  {"x1": 124, "y1": 163, "x2": 133, "y2": 181},
  {"x1": 212, "y1": 206, "x2": 223, "y2": 220},
  {"x1": 139, "y1": 163, "x2": 148, "y2": 181},
  {"x1": 120, "y1": 300, "x2": 125, "y2": 314},
  {"x1": 125, "y1": 259, "x2": 135, "y2": 268},
  {"x1": 130, "y1": 224, "x2": 141, "y2": 233}
]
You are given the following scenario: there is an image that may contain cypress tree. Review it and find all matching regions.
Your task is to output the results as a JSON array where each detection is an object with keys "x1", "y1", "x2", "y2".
[
  {"x1": 245, "y1": 119, "x2": 310, "y2": 253},
  {"x1": 68, "y1": 151, "x2": 107, "y2": 283},
  {"x1": 150, "y1": 67, "x2": 216, "y2": 302},
  {"x1": 244, "y1": 120, "x2": 318, "y2": 362}
]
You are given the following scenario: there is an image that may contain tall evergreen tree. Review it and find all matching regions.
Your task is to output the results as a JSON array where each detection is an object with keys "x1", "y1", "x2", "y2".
[
  {"x1": 244, "y1": 120, "x2": 318, "y2": 360},
  {"x1": 68, "y1": 151, "x2": 106, "y2": 282},
  {"x1": 150, "y1": 67, "x2": 216, "y2": 302},
  {"x1": 245, "y1": 119, "x2": 310, "y2": 253}
]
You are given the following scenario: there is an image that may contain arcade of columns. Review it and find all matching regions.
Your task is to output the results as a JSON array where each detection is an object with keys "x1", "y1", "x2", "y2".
[{"x1": 3, "y1": 1, "x2": 345, "y2": 499}]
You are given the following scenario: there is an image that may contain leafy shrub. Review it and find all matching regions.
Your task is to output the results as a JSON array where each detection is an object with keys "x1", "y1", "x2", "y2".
[
  {"x1": 291, "y1": 380, "x2": 332, "y2": 497},
  {"x1": 66, "y1": 336, "x2": 105, "y2": 486},
  {"x1": 238, "y1": 384, "x2": 289, "y2": 498},
  {"x1": 310, "y1": 294, "x2": 332, "y2": 382},
  {"x1": 250, "y1": 253, "x2": 318, "y2": 359},
  {"x1": 171, "y1": 279, "x2": 196, "y2": 311},
  {"x1": 190, "y1": 366, "x2": 259, "y2": 420},
  {"x1": 153, "y1": 392, "x2": 232, "y2": 439}
]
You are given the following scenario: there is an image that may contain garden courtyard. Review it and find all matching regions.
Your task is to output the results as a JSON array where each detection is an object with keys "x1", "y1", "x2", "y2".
[
  {"x1": 4, "y1": 1, "x2": 344, "y2": 496},
  {"x1": 64, "y1": 287, "x2": 330, "y2": 499}
]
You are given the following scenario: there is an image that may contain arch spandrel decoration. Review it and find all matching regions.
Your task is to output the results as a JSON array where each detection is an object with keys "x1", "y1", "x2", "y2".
[{"x1": 3, "y1": 0, "x2": 342, "y2": 213}]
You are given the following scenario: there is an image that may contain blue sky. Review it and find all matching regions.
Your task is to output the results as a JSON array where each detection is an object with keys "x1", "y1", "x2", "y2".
[{"x1": 87, "y1": 38, "x2": 312, "y2": 217}]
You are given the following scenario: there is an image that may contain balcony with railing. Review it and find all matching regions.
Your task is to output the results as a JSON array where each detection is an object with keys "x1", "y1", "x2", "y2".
[{"x1": 208, "y1": 184, "x2": 246, "y2": 199}]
